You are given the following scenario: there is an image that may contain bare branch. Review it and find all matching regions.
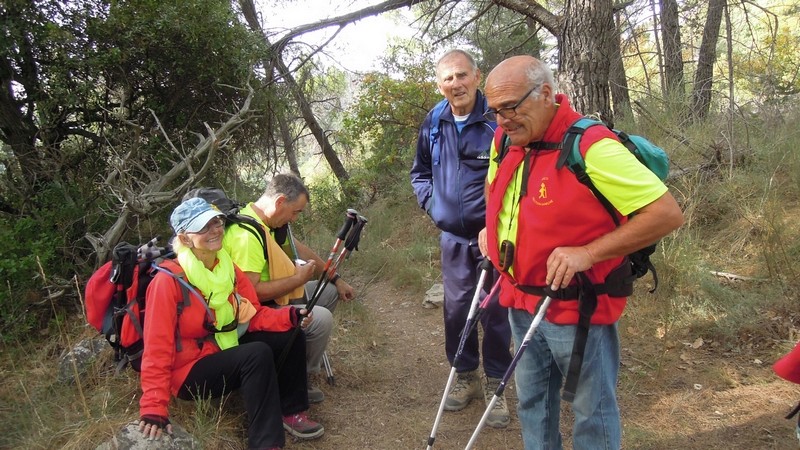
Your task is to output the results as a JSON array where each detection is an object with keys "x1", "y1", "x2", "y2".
[
  {"x1": 86, "y1": 84, "x2": 255, "y2": 264},
  {"x1": 431, "y1": 2, "x2": 495, "y2": 46},
  {"x1": 492, "y1": 0, "x2": 560, "y2": 35},
  {"x1": 273, "y1": 0, "x2": 421, "y2": 52}
]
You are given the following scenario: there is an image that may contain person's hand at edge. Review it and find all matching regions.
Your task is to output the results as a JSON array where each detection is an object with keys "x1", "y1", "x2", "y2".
[{"x1": 139, "y1": 415, "x2": 173, "y2": 440}]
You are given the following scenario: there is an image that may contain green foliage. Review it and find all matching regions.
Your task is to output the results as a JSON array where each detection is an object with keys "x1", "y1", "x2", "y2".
[
  {"x1": 339, "y1": 45, "x2": 437, "y2": 201},
  {"x1": 0, "y1": 0, "x2": 266, "y2": 341},
  {"x1": 417, "y1": 1, "x2": 546, "y2": 69},
  {"x1": 0, "y1": 181, "x2": 98, "y2": 344}
]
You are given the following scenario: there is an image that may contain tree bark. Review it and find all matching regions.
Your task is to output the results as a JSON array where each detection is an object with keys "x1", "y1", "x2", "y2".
[
  {"x1": 609, "y1": 8, "x2": 632, "y2": 123},
  {"x1": 690, "y1": 0, "x2": 724, "y2": 120},
  {"x1": 559, "y1": 0, "x2": 616, "y2": 123},
  {"x1": 660, "y1": 0, "x2": 685, "y2": 99},
  {"x1": 279, "y1": 117, "x2": 301, "y2": 177}
]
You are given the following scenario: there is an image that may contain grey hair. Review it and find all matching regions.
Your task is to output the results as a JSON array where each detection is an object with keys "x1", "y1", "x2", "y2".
[
  {"x1": 524, "y1": 59, "x2": 556, "y2": 102},
  {"x1": 262, "y1": 173, "x2": 310, "y2": 203},
  {"x1": 435, "y1": 49, "x2": 478, "y2": 78}
]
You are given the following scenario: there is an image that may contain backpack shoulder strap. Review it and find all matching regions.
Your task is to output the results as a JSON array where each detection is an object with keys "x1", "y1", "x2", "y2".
[
  {"x1": 231, "y1": 215, "x2": 269, "y2": 261},
  {"x1": 494, "y1": 131, "x2": 512, "y2": 165},
  {"x1": 151, "y1": 262, "x2": 214, "y2": 319},
  {"x1": 429, "y1": 99, "x2": 450, "y2": 166},
  {"x1": 557, "y1": 117, "x2": 620, "y2": 226},
  {"x1": 556, "y1": 117, "x2": 605, "y2": 171}
]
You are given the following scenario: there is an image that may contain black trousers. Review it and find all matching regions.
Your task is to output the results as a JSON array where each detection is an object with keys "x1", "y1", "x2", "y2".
[
  {"x1": 239, "y1": 329, "x2": 310, "y2": 414},
  {"x1": 179, "y1": 341, "x2": 284, "y2": 449}
]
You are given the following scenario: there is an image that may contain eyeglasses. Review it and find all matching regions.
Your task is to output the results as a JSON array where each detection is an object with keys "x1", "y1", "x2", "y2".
[
  {"x1": 483, "y1": 86, "x2": 538, "y2": 121},
  {"x1": 188, "y1": 217, "x2": 226, "y2": 235}
]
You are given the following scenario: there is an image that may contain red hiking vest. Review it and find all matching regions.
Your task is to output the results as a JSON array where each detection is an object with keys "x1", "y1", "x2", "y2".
[{"x1": 485, "y1": 95, "x2": 629, "y2": 325}]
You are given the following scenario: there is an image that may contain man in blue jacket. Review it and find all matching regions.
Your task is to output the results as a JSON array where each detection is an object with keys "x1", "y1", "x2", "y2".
[{"x1": 410, "y1": 49, "x2": 512, "y2": 428}]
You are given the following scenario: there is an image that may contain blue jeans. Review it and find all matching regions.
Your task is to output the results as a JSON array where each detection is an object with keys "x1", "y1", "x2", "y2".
[{"x1": 509, "y1": 307, "x2": 621, "y2": 450}]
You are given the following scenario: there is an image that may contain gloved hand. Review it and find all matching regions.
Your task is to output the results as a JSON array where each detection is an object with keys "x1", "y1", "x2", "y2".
[{"x1": 139, "y1": 414, "x2": 172, "y2": 440}]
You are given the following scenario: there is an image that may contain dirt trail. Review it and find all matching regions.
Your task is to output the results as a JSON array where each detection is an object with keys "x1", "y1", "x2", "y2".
[{"x1": 288, "y1": 279, "x2": 800, "y2": 450}]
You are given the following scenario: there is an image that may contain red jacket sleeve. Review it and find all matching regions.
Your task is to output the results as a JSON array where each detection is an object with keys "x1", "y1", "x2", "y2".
[
  {"x1": 139, "y1": 270, "x2": 181, "y2": 419},
  {"x1": 235, "y1": 266, "x2": 294, "y2": 332}
]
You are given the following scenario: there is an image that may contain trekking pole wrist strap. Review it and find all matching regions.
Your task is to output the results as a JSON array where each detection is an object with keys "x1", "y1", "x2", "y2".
[{"x1": 328, "y1": 273, "x2": 341, "y2": 285}]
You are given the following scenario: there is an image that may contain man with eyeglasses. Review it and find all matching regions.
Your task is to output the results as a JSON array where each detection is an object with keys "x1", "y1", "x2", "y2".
[
  {"x1": 478, "y1": 55, "x2": 683, "y2": 449},
  {"x1": 410, "y1": 49, "x2": 513, "y2": 428}
]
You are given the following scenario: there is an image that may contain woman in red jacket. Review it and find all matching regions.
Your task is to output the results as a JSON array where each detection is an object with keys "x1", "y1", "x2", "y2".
[{"x1": 138, "y1": 197, "x2": 323, "y2": 449}]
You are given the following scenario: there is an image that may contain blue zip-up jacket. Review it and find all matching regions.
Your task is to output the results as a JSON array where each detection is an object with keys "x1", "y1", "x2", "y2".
[{"x1": 410, "y1": 90, "x2": 497, "y2": 240}]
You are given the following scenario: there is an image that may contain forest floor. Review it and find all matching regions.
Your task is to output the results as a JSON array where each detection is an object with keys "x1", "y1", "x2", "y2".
[{"x1": 282, "y1": 277, "x2": 800, "y2": 450}]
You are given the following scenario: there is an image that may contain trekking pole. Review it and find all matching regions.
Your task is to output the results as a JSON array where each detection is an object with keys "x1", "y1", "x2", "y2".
[
  {"x1": 426, "y1": 258, "x2": 498, "y2": 450},
  {"x1": 300, "y1": 214, "x2": 366, "y2": 382},
  {"x1": 321, "y1": 352, "x2": 334, "y2": 385},
  {"x1": 277, "y1": 211, "x2": 365, "y2": 372},
  {"x1": 305, "y1": 214, "x2": 367, "y2": 312},
  {"x1": 287, "y1": 223, "x2": 337, "y2": 385},
  {"x1": 464, "y1": 295, "x2": 553, "y2": 450},
  {"x1": 307, "y1": 209, "x2": 359, "y2": 303}
]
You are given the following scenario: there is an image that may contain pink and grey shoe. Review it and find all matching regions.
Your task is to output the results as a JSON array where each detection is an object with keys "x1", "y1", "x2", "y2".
[{"x1": 282, "y1": 412, "x2": 324, "y2": 440}]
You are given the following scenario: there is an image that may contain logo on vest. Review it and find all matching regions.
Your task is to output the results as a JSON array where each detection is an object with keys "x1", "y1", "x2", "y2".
[{"x1": 533, "y1": 177, "x2": 554, "y2": 206}]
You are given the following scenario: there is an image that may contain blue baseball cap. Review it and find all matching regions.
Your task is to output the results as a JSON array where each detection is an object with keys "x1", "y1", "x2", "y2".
[{"x1": 170, "y1": 197, "x2": 223, "y2": 233}]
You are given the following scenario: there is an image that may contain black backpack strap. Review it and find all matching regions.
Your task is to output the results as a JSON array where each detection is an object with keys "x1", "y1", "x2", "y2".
[
  {"x1": 557, "y1": 119, "x2": 621, "y2": 226},
  {"x1": 231, "y1": 215, "x2": 269, "y2": 261},
  {"x1": 786, "y1": 401, "x2": 800, "y2": 420},
  {"x1": 629, "y1": 244, "x2": 658, "y2": 292},
  {"x1": 562, "y1": 272, "x2": 598, "y2": 403},
  {"x1": 494, "y1": 132, "x2": 511, "y2": 164},
  {"x1": 109, "y1": 243, "x2": 138, "y2": 360}
]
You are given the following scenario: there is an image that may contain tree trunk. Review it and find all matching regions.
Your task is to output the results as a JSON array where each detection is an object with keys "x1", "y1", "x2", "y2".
[
  {"x1": 650, "y1": 0, "x2": 666, "y2": 97},
  {"x1": 660, "y1": 0, "x2": 685, "y2": 100},
  {"x1": 690, "y1": 0, "x2": 724, "y2": 120},
  {"x1": 609, "y1": 8, "x2": 632, "y2": 123},
  {"x1": 239, "y1": 0, "x2": 349, "y2": 185},
  {"x1": 279, "y1": 117, "x2": 301, "y2": 177},
  {"x1": 559, "y1": 0, "x2": 616, "y2": 123}
]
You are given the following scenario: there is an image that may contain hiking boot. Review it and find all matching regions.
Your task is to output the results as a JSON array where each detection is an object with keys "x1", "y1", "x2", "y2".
[
  {"x1": 483, "y1": 376, "x2": 510, "y2": 428},
  {"x1": 444, "y1": 370, "x2": 482, "y2": 411},
  {"x1": 307, "y1": 384, "x2": 325, "y2": 404},
  {"x1": 282, "y1": 412, "x2": 324, "y2": 440}
]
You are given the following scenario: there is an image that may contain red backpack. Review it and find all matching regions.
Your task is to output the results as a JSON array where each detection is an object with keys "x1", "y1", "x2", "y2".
[{"x1": 84, "y1": 239, "x2": 195, "y2": 372}]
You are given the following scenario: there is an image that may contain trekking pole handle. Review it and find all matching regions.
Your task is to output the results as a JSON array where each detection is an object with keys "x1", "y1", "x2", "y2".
[
  {"x1": 343, "y1": 216, "x2": 367, "y2": 252},
  {"x1": 337, "y1": 209, "x2": 359, "y2": 241},
  {"x1": 479, "y1": 257, "x2": 492, "y2": 271}
]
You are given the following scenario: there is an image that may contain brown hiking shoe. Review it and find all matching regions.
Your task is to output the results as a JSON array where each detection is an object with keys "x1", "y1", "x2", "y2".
[
  {"x1": 444, "y1": 370, "x2": 482, "y2": 411},
  {"x1": 483, "y1": 376, "x2": 510, "y2": 428}
]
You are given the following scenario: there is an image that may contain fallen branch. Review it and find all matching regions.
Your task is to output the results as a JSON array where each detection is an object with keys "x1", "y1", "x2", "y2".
[{"x1": 710, "y1": 271, "x2": 765, "y2": 281}]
